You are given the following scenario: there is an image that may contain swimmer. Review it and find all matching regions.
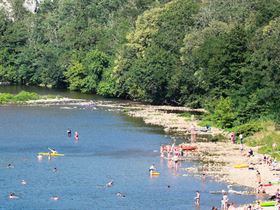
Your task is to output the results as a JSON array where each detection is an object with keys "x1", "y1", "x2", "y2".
[
  {"x1": 7, "y1": 163, "x2": 14, "y2": 168},
  {"x1": 53, "y1": 167, "x2": 58, "y2": 173},
  {"x1": 37, "y1": 154, "x2": 43, "y2": 160},
  {"x1": 21, "y1": 180, "x2": 27, "y2": 185},
  {"x1": 50, "y1": 196, "x2": 59, "y2": 201},
  {"x1": 106, "y1": 180, "x2": 114, "y2": 187},
  {"x1": 9, "y1": 192, "x2": 19, "y2": 199},
  {"x1": 116, "y1": 192, "x2": 125, "y2": 198}
]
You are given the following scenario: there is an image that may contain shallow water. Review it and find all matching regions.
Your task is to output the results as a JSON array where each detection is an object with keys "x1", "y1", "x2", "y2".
[{"x1": 0, "y1": 104, "x2": 257, "y2": 209}]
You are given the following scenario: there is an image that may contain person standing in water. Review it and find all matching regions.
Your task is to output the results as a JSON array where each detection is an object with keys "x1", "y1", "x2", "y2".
[
  {"x1": 194, "y1": 191, "x2": 200, "y2": 206},
  {"x1": 67, "y1": 128, "x2": 72, "y2": 137},
  {"x1": 74, "y1": 131, "x2": 79, "y2": 141}
]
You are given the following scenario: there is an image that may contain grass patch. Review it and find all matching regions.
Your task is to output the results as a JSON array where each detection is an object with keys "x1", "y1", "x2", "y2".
[
  {"x1": 245, "y1": 121, "x2": 280, "y2": 160},
  {"x1": 179, "y1": 112, "x2": 192, "y2": 120},
  {"x1": 0, "y1": 91, "x2": 59, "y2": 104}
]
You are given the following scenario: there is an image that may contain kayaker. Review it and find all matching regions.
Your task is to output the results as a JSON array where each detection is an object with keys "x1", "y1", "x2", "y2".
[
  {"x1": 149, "y1": 164, "x2": 156, "y2": 172},
  {"x1": 48, "y1": 148, "x2": 57, "y2": 154}
]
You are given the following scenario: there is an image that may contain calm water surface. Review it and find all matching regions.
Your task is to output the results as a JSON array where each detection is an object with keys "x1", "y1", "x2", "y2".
[{"x1": 0, "y1": 89, "x2": 257, "y2": 210}]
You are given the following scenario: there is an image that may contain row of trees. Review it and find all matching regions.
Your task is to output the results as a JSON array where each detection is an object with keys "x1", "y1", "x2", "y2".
[{"x1": 1, "y1": 0, "x2": 280, "y2": 127}]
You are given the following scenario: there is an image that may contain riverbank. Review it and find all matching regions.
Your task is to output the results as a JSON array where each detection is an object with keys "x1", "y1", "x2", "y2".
[{"x1": 10, "y1": 97, "x2": 280, "y2": 198}]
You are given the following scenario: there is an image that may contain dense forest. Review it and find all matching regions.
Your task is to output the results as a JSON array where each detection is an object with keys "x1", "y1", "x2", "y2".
[{"x1": 1, "y1": 0, "x2": 280, "y2": 129}]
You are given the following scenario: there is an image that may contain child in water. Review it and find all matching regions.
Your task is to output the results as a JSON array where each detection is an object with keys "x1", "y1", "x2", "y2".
[{"x1": 74, "y1": 131, "x2": 79, "y2": 141}]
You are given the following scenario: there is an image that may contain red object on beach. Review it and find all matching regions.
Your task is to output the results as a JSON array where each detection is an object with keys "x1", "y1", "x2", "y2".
[
  {"x1": 180, "y1": 145, "x2": 197, "y2": 151},
  {"x1": 263, "y1": 183, "x2": 272, "y2": 187}
]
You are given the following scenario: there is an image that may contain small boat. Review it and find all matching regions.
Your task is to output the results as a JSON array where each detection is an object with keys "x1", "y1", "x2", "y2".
[
  {"x1": 233, "y1": 164, "x2": 248, "y2": 168},
  {"x1": 38, "y1": 152, "x2": 64, "y2": 157},
  {"x1": 181, "y1": 145, "x2": 197, "y2": 151},
  {"x1": 260, "y1": 201, "x2": 277, "y2": 207}
]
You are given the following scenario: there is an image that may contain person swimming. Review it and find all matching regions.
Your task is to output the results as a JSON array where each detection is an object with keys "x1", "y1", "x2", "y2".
[
  {"x1": 50, "y1": 196, "x2": 59, "y2": 201},
  {"x1": 53, "y1": 167, "x2": 58, "y2": 173},
  {"x1": 116, "y1": 192, "x2": 125, "y2": 198},
  {"x1": 106, "y1": 180, "x2": 114, "y2": 187},
  {"x1": 37, "y1": 154, "x2": 43, "y2": 160},
  {"x1": 9, "y1": 193, "x2": 19, "y2": 199},
  {"x1": 7, "y1": 163, "x2": 14, "y2": 168},
  {"x1": 21, "y1": 180, "x2": 27, "y2": 185}
]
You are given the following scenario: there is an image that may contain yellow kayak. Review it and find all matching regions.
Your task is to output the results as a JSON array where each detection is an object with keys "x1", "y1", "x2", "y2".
[
  {"x1": 150, "y1": 171, "x2": 160, "y2": 176},
  {"x1": 38, "y1": 152, "x2": 64, "y2": 157},
  {"x1": 233, "y1": 164, "x2": 248, "y2": 168}
]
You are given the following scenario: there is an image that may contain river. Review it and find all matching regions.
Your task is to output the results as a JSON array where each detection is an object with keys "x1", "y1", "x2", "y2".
[{"x1": 0, "y1": 87, "x2": 256, "y2": 210}]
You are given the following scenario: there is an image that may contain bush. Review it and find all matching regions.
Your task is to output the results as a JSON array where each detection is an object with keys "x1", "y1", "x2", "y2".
[
  {"x1": 233, "y1": 121, "x2": 263, "y2": 137},
  {"x1": 0, "y1": 93, "x2": 14, "y2": 104},
  {"x1": 14, "y1": 91, "x2": 40, "y2": 101}
]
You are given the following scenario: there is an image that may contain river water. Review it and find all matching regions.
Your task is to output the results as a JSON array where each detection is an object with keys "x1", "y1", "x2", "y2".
[{"x1": 0, "y1": 87, "x2": 256, "y2": 210}]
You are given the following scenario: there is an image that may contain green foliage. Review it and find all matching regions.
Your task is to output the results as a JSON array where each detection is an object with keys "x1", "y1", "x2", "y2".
[
  {"x1": 64, "y1": 50, "x2": 110, "y2": 93},
  {"x1": 1, "y1": 0, "x2": 280, "y2": 132},
  {"x1": 232, "y1": 121, "x2": 263, "y2": 137},
  {"x1": 206, "y1": 97, "x2": 237, "y2": 128},
  {"x1": 252, "y1": 131, "x2": 280, "y2": 160},
  {"x1": 13, "y1": 91, "x2": 40, "y2": 101},
  {"x1": 0, "y1": 93, "x2": 14, "y2": 103},
  {"x1": 0, "y1": 91, "x2": 39, "y2": 103}
]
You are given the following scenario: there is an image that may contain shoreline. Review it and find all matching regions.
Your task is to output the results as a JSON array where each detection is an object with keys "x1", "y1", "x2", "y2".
[{"x1": 8, "y1": 98, "x2": 280, "y2": 198}]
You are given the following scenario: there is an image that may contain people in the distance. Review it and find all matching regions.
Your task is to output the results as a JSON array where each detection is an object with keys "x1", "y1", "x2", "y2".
[
  {"x1": 149, "y1": 164, "x2": 156, "y2": 172},
  {"x1": 67, "y1": 128, "x2": 72, "y2": 137},
  {"x1": 106, "y1": 180, "x2": 114, "y2": 187},
  {"x1": 48, "y1": 148, "x2": 57, "y2": 154},
  {"x1": 74, "y1": 131, "x2": 79, "y2": 141}
]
